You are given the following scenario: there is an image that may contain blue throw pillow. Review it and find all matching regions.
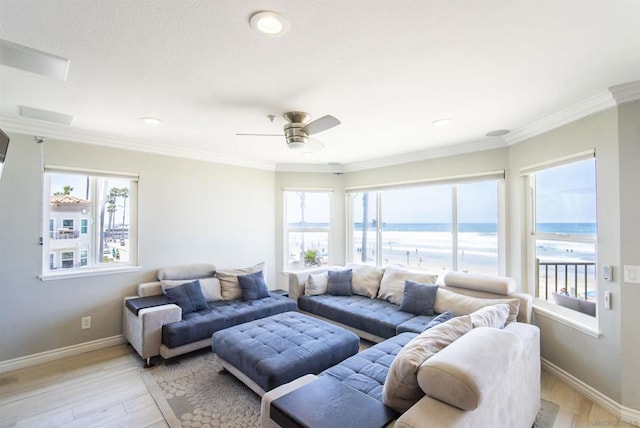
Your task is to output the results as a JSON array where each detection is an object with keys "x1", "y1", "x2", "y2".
[
  {"x1": 327, "y1": 269, "x2": 353, "y2": 296},
  {"x1": 164, "y1": 280, "x2": 208, "y2": 315},
  {"x1": 399, "y1": 280, "x2": 439, "y2": 316},
  {"x1": 237, "y1": 271, "x2": 270, "y2": 301},
  {"x1": 424, "y1": 310, "x2": 454, "y2": 330}
]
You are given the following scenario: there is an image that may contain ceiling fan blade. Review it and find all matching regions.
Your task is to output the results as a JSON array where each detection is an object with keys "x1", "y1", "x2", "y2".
[
  {"x1": 236, "y1": 133, "x2": 284, "y2": 137},
  {"x1": 302, "y1": 115, "x2": 341, "y2": 135},
  {"x1": 300, "y1": 137, "x2": 325, "y2": 153}
]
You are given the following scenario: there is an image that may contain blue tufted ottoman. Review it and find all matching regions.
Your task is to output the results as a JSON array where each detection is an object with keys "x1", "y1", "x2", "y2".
[{"x1": 211, "y1": 311, "x2": 360, "y2": 396}]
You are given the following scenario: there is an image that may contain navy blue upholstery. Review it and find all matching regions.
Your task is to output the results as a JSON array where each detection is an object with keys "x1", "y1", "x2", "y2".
[
  {"x1": 162, "y1": 294, "x2": 296, "y2": 348},
  {"x1": 298, "y1": 294, "x2": 420, "y2": 339},
  {"x1": 320, "y1": 332, "x2": 418, "y2": 402},
  {"x1": 211, "y1": 312, "x2": 360, "y2": 392},
  {"x1": 395, "y1": 314, "x2": 437, "y2": 334}
]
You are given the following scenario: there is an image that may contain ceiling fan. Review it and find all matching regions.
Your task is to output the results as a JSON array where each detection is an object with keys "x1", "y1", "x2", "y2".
[{"x1": 236, "y1": 111, "x2": 341, "y2": 152}]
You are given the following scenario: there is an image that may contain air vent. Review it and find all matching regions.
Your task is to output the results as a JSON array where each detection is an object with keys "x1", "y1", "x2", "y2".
[{"x1": 20, "y1": 106, "x2": 74, "y2": 125}]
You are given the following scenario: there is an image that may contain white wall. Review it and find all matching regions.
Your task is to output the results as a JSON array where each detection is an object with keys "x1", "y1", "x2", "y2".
[
  {"x1": 507, "y1": 108, "x2": 623, "y2": 402},
  {"x1": 0, "y1": 134, "x2": 275, "y2": 362},
  {"x1": 618, "y1": 101, "x2": 640, "y2": 411}
]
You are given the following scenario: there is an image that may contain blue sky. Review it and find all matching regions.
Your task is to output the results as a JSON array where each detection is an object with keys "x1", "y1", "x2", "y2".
[{"x1": 536, "y1": 159, "x2": 596, "y2": 223}]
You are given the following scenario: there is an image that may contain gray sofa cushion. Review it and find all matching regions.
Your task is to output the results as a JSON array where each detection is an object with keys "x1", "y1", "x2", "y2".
[
  {"x1": 327, "y1": 269, "x2": 353, "y2": 296},
  {"x1": 163, "y1": 280, "x2": 208, "y2": 315},
  {"x1": 162, "y1": 294, "x2": 296, "y2": 348},
  {"x1": 320, "y1": 332, "x2": 418, "y2": 402},
  {"x1": 399, "y1": 281, "x2": 438, "y2": 316},
  {"x1": 238, "y1": 271, "x2": 270, "y2": 301},
  {"x1": 298, "y1": 294, "x2": 416, "y2": 339}
]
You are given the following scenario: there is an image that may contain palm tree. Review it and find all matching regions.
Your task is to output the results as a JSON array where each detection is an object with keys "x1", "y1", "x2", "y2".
[
  {"x1": 53, "y1": 185, "x2": 74, "y2": 196},
  {"x1": 119, "y1": 187, "x2": 129, "y2": 245},
  {"x1": 361, "y1": 193, "x2": 369, "y2": 262},
  {"x1": 106, "y1": 188, "x2": 119, "y2": 241}
]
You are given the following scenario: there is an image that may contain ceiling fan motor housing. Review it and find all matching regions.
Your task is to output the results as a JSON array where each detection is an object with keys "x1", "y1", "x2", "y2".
[
  {"x1": 284, "y1": 123, "x2": 309, "y2": 149},
  {"x1": 283, "y1": 111, "x2": 311, "y2": 149}
]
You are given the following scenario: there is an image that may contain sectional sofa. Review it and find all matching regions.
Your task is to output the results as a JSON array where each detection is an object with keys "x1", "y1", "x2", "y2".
[
  {"x1": 122, "y1": 263, "x2": 296, "y2": 365},
  {"x1": 288, "y1": 264, "x2": 532, "y2": 342},
  {"x1": 260, "y1": 265, "x2": 539, "y2": 427}
]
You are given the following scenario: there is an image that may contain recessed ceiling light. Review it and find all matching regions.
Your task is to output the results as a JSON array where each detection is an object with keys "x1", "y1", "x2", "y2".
[
  {"x1": 485, "y1": 129, "x2": 510, "y2": 137},
  {"x1": 140, "y1": 117, "x2": 162, "y2": 125},
  {"x1": 432, "y1": 119, "x2": 452, "y2": 127},
  {"x1": 250, "y1": 11, "x2": 289, "y2": 36}
]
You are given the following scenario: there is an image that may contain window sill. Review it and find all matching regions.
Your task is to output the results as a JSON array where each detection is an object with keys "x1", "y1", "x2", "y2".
[
  {"x1": 39, "y1": 265, "x2": 142, "y2": 282},
  {"x1": 533, "y1": 300, "x2": 601, "y2": 338}
]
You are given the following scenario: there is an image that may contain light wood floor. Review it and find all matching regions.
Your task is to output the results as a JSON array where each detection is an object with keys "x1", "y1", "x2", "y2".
[{"x1": 0, "y1": 344, "x2": 635, "y2": 428}]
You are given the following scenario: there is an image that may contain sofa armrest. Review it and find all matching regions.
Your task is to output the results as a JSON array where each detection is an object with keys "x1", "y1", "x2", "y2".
[
  {"x1": 122, "y1": 297, "x2": 181, "y2": 364},
  {"x1": 396, "y1": 323, "x2": 541, "y2": 428}
]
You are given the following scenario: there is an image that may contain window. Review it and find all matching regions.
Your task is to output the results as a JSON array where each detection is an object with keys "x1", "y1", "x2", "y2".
[
  {"x1": 347, "y1": 176, "x2": 502, "y2": 275},
  {"x1": 284, "y1": 190, "x2": 332, "y2": 271},
  {"x1": 42, "y1": 167, "x2": 138, "y2": 278},
  {"x1": 525, "y1": 154, "x2": 597, "y2": 316}
]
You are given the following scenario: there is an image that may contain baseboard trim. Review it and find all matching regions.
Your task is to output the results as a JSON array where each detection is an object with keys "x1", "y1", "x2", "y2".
[
  {"x1": 542, "y1": 358, "x2": 640, "y2": 426},
  {"x1": 0, "y1": 335, "x2": 126, "y2": 374}
]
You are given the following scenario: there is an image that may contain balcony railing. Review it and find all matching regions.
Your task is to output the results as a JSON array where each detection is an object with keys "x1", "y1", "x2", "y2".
[
  {"x1": 536, "y1": 259, "x2": 595, "y2": 301},
  {"x1": 52, "y1": 229, "x2": 79, "y2": 239}
]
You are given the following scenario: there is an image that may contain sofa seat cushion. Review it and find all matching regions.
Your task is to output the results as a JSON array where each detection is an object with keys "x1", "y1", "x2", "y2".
[
  {"x1": 320, "y1": 332, "x2": 418, "y2": 402},
  {"x1": 298, "y1": 295, "x2": 416, "y2": 339},
  {"x1": 396, "y1": 310, "x2": 453, "y2": 334},
  {"x1": 162, "y1": 294, "x2": 296, "y2": 348}
]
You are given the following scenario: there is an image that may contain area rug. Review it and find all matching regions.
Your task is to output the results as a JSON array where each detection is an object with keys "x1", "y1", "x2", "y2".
[
  {"x1": 143, "y1": 350, "x2": 260, "y2": 428},
  {"x1": 144, "y1": 349, "x2": 559, "y2": 428}
]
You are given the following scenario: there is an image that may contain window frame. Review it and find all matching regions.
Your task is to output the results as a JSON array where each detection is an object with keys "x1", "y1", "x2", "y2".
[
  {"x1": 40, "y1": 166, "x2": 140, "y2": 281},
  {"x1": 346, "y1": 171, "x2": 505, "y2": 275},
  {"x1": 522, "y1": 150, "x2": 599, "y2": 335},
  {"x1": 283, "y1": 188, "x2": 333, "y2": 272}
]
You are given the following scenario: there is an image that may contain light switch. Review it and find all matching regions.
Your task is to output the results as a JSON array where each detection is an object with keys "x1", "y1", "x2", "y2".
[{"x1": 623, "y1": 265, "x2": 640, "y2": 284}]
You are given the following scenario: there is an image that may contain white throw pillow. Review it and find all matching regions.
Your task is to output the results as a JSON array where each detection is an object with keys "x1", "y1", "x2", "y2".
[
  {"x1": 382, "y1": 315, "x2": 473, "y2": 412},
  {"x1": 305, "y1": 272, "x2": 328, "y2": 296},
  {"x1": 377, "y1": 266, "x2": 438, "y2": 305},
  {"x1": 161, "y1": 277, "x2": 222, "y2": 302},
  {"x1": 469, "y1": 303, "x2": 510, "y2": 328},
  {"x1": 216, "y1": 262, "x2": 265, "y2": 300},
  {"x1": 347, "y1": 264, "x2": 384, "y2": 298},
  {"x1": 434, "y1": 287, "x2": 520, "y2": 323}
]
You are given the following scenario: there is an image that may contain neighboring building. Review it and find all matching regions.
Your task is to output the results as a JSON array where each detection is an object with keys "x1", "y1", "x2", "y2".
[{"x1": 49, "y1": 194, "x2": 91, "y2": 270}]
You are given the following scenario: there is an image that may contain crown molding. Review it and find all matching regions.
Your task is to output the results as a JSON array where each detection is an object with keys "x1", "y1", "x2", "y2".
[
  {"x1": 0, "y1": 116, "x2": 277, "y2": 171},
  {"x1": 609, "y1": 80, "x2": 640, "y2": 105},
  {"x1": 505, "y1": 90, "x2": 616, "y2": 146},
  {"x1": 340, "y1": 138, "x2": 508, "y2": 173}
]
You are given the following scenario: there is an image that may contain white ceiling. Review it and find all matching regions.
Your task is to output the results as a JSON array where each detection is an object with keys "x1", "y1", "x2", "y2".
[{"x1": 1, "y1": 1, "x2": 639, "y2": 171}]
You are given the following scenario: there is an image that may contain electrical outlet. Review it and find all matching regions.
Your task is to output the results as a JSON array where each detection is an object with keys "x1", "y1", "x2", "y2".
[{"x1": 81, "y1": 316, "x2": 91, "y2": 329}]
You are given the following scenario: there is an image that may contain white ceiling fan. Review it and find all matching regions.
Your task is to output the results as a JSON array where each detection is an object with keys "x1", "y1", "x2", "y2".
[{"x1": 237, "y1": 111, "x2": 341, "y2": 152}]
